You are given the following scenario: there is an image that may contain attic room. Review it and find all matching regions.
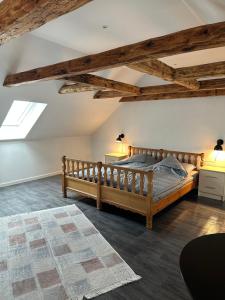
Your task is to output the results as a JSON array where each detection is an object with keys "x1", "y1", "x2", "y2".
[{"x1": 0, "y1": 0, "x2": 225, "y2": 299}]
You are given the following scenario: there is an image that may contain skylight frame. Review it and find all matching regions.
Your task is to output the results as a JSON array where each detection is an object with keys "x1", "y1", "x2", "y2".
[{"x1": 0, "y1": 100, "x2": 47, "y2": 141}]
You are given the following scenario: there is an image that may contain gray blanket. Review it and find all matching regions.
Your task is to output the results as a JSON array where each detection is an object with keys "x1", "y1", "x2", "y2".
[{"x1": 73, "y1": 158, "x2": 196, "y2": 202}]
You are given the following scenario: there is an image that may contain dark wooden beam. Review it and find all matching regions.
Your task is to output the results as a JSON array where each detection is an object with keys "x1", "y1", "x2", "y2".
[
  {"x1": 142, "y1": 78, "x2": 225, "y2": 94},
  {"x1": 59, "y1": 83, "x2": 100, "y2": 94},
  {"x1": 120, "y1": 89, "x2": 225, "y2": 102},
  {"x1": 175, "y1": 61, "x2": 225, "y2": 79},
  {"x1": 94, "y1": 78, "x2": 225, "y2": 99},
  {"x1": 94, "y1": 90, "x2": 126, "y2": 99},
  {"x1": 60, "y1": 74, "x2": 141, "y2": 94},
  {"x1": 4, "y1": 21, "x2": 225, "y2": 87},
  {"x1": 0, "y1": 0, "x2": 92, "y2": 45},
  {"x1": 129, "y1": 60, "x2": 200, "y2": 90}
]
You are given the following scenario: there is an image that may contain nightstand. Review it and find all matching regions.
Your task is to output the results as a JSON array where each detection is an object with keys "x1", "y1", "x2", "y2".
[
  {"x1": 105, "y1": 153, "x2": 128, "y2": 164},
  {"x1": 198, "y1": 166, "x2": 225, "y2": 201}
]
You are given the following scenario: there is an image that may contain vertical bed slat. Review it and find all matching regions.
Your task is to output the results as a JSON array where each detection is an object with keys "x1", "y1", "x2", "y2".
[
  {"x1": 66, "y1": 159, "x2": 70, "y2": 175},
  {"x1": 87, "y1": 163, "x2": 90, "y2": 181},
  {"x1": 92, "y1": 163, "x2": 96, "y2": 182},
  {"x1": 132, "y1": 172, "x2": 136, "y2": 193},
  {"x1": 117, "y1": 169, "x2": 121, "y2": 189},
  {"x1": 104, "y1": 166, "x2": 107, "y2": 186},
  {"x1": 110, "y1": 167, "x2": 114, "y2": 187},
  {"x1": 76, "y1": 161, "x2": 79, "y2": 178},
  {"x1": 71, "y1": 160, "x2": 75, "y2": 177},
  {"x1": 97, "y1": 162, "x2": 102, "y2": 209},
  {"x1": 124, "y1": 170, "x2": 128, "y2": 192},
  {"x1": 140, "y1": 173, "x2": 144, "y2": 195},
  {"x1": 82, "y1": 162, "x2": 85, "y2": 179}
]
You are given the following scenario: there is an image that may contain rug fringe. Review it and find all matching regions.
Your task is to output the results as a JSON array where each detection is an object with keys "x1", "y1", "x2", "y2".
[{"x1": 84, "y1": 275, "x2": 141, "y2": 299}]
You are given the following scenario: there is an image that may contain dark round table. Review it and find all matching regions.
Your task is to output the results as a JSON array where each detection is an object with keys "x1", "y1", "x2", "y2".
[{"x1": 180, "y1": 233, "x2": 225, "y2": 300}]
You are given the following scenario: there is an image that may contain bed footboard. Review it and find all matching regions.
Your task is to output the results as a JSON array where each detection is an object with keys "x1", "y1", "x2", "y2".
[
  {"x1": 62, "y1": 156, "x2": 154, "y2": 229},
  {"x1": 62, "y1": 156, "x2": 102, "y2": 206},
  {"x1": 101, "y1": 163, "x2": 153, "y2": 229}
]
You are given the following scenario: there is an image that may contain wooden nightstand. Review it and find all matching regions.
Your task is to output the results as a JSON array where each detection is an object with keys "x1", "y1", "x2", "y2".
[
  {"x1": 198, "y1": 166, "x2": 225, "y2": 201},
  {"x1": 105, "y1": 153, "x2": 128, "y2": 164}
]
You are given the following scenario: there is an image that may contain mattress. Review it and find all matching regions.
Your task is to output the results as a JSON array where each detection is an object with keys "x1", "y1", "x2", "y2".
[{"x1": 152, "y1": 170, "x2": 198, "y2": 202}]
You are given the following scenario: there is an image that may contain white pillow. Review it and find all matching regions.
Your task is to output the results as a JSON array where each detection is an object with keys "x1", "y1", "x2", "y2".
[{"x1": 182, "y1": 163, "x2": 196, "y2": 175}]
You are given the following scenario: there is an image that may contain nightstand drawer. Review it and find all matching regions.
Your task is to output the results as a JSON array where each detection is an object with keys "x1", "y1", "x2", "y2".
[
  {"x1": 199, "y1": 171, "x2": 225, "y2": 196},
  {"x1": 200, "y1": 170, "x2": 225, "y2": 182}
]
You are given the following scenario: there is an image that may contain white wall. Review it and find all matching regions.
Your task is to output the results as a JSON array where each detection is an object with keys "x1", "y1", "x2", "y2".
[
  {"x1": 91, "y1": 96, "x2": 225, "y2": 166},
  {"x1": 0, "y1": 136, "x2": 91, "y2": 187}
]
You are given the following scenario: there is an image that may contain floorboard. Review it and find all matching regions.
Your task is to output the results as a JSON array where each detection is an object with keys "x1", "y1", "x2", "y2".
[{"x1": 0, "y1": 176, "x2": 225, "y2": 300}]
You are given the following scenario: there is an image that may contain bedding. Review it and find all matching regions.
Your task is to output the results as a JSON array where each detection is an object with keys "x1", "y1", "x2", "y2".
[
  {"x1": 152, "y1": 156, "x2": 188, "y2": 177},
  {"x1": 112, "y1": 154, "x2": 159, "y2": 166},
  {"x1": 112, "y1": 154, "x2": 146, "y2": 164},
  {"x1": 71, "y1": 156, "x2": 198, "y2": 202},
  {"x1": 102, "y1": 165, "x2": 197, "y2": 202},
  {"x1": 182, "y1": 162, "x2": 196, "y2": 175}
]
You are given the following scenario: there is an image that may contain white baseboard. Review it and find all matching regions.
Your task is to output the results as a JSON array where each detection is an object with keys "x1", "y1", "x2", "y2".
[{"x1": 0, "y1": 171, "x2": 61, "y2": 188}]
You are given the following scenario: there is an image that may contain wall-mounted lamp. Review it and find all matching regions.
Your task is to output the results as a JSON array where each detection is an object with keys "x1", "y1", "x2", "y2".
[
  {"x1": 116, "y1": 133, "x2": 125, "y2": 143},
  {"x1": 214, "y1": 139, "x2": 224, "y2": 151}
]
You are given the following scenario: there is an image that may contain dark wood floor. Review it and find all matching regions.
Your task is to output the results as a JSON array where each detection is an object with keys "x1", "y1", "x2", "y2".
[{"x1": 1, "y1": 176, "x2": 225, "y2": 300}]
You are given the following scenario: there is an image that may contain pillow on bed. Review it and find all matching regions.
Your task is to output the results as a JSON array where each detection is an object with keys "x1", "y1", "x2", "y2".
[
  {"x1": 145, "y1": 154, "x2": 160, "y2": 165},
  {"x1": 182, "y1": 163, "x2": 196, "y2": 175},
  {"x1": 125, "y1": 154, "x2": 159, "y2": 164},
  {"x1": 153, "y1": 156, "x2": 188, "y2": 177},
  {"x1": 111, "y1": 154, "x2": 146, "y2": 165}
]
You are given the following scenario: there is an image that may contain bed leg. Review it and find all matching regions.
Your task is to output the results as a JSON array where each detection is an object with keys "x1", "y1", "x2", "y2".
[
  {"x1": 97, "y1": 198, "x2": 102, "y2": 210},
  {"x1": 146, "y1": 215, "x2": 153, "y2": 230},
  {"x1": 62, "y1": 176, "x2": 67, "y2": 198},
  {"x1": 63, "y1": 189, "x2": 67, "y2": 198},
  {"x1": 146, "y1": 171, "x2": 153, "y2": 230}
]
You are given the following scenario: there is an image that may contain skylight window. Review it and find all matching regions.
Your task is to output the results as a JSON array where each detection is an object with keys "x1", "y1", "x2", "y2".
[{"x1": 0, "y1": 100, "x2": 47, "y2": 140}]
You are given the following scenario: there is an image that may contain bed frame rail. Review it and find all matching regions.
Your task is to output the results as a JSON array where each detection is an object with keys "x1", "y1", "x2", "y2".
[
  {"x1": 62, "y1": 156, "x2": 154, "y2": 228},
  {"x1": 101, "y1": 163, "x2": 153, "y2": 228},
  {"x1": 101, "y1": 163, "x2": 150, "y2": 195},
  {"x1": 62, "y1": 156, "x2": 102, "y2": 198}
]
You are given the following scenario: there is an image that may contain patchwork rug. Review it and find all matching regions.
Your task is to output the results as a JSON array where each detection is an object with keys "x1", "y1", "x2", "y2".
[{"x1": 0, "y1": 205, "x2": 140, "y2": 299}]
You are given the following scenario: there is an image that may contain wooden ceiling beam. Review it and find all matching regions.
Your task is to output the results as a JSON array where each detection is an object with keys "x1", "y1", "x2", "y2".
[
  {"x1": 120, "y1": 89, "x2": 225, "y2": 103},
  {"x1": 4, "y1": 21, "x2": 225, "y2": 87},
  {"x1": 94, "y1": 78, "x2": 225, "y2": 99},
  {"x1": 59, "y1": 83, "x2": 100, "y2": 94},
  {"x1": 129, "y1": 60, "x2": 200, "y2": 90},
  {"x1": 175, "y1": 61, "x2": 225, "y2": 79},
  {"x1": 94, "y1": 90, "x2": 126, "y2": 99},
  {"x1": 0, "y1": 0, "x2": 92, "y2": 45},
  {"x1": 60, "y1": 74, "x2": 141, "y2": 94},
  {"x1": 141, "y1": 78, "x2": 225, "y2": 94}
]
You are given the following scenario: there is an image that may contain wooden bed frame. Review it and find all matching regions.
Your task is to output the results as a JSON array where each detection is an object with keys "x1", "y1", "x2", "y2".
[{"x1": 62, "y1": 146, "x2": 204, "y2": 229}]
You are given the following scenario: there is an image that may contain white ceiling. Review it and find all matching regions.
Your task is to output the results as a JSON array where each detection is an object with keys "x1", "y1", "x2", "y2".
[
  {"x1": 32, "y1": 0, "x2": 224, "y2": 54},
  {"x1": 32, "y1": 0, "x2": 225, "y2": 68},
  {"x1": 1, "y1": 0, "x2": 225, "y2": 140}
]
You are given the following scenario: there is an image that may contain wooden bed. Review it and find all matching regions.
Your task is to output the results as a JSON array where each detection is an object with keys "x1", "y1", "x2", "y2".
[{"x1": 62, "y1": 146, "x2": 204, "y2": 229}]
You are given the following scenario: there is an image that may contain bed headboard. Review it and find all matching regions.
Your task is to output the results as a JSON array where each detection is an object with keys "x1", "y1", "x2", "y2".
[{"x1": 128, "y1": 146, "x2": 204, "y2": 169}]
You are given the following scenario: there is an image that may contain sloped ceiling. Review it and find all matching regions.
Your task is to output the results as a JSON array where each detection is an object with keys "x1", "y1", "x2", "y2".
[{"x1": 1, "y1": 0, "x2": 225, "y2": 139}]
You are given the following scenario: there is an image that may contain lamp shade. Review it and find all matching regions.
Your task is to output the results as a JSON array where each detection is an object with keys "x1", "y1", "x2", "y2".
[
  {"x1": 214, "y1": 139, "x2": 224, "y2": 151},
  {"x1": 116, "y1": 133, "x2": 125, "y2": 143}
]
